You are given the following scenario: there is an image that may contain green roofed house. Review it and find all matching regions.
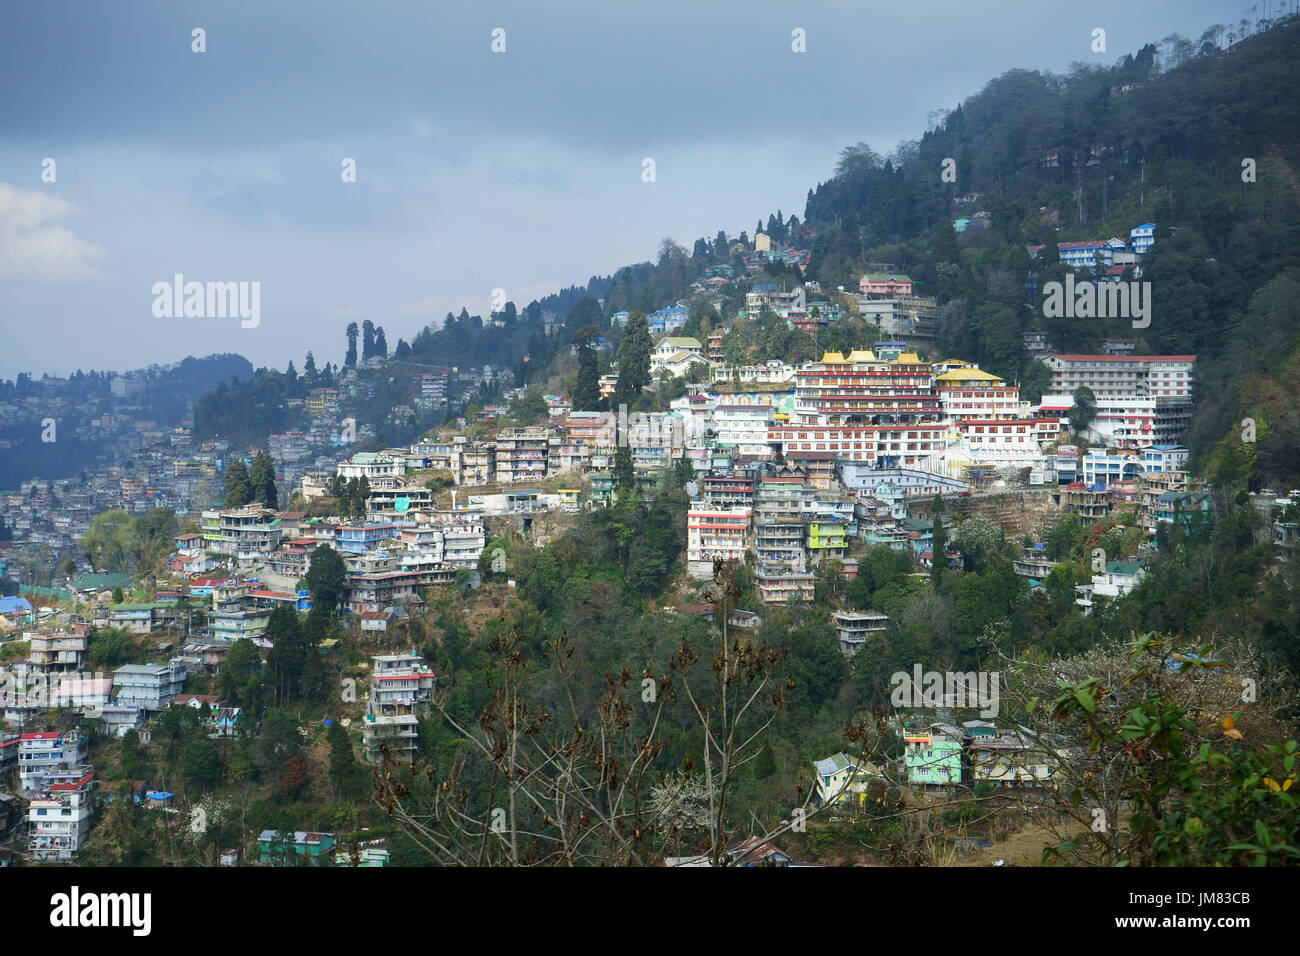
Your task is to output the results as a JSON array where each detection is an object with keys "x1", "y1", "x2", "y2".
[
  {"x1": 69, "y1": 572, "x2": 133, "y2": 602},
  {"x1": 651, "y1": 337, "x2": 707, "y2": 379},
  {"x1": 1075, "y1": 560, "x2": 1145, "y2": 615},
  {"x1": 258, "y1": 830, "x2": 335, "y2": 865}
]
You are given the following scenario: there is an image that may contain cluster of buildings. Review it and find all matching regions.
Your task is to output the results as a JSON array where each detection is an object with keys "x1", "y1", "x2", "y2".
[
  {"x1": 0, "y1": 351, "x2": 517, "y2": 590},
  {"x1": 812, "y1": 720, "x2": 1061, "y2": 807},
  {"x1": 1028, "y1": 222, "x2": 1162, "y2": 278},
  {"x1": 0, "y1": 611, "x2": 226, "y2": 737}
]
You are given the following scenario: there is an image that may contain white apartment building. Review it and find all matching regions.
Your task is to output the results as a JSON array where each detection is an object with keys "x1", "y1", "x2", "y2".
[
  {"x1": 29, "y1": 771, "x2": 96, "y2": 861},
  {"x1": 1038, "y1": 394, "x2": 1190, "y2": 449},
  {"x1": 113, "y1": 660, "x2": 187, "y2": 712},
  {"x1": 1075, "y1": 560, "x2": 1145, "y2": 614},
  {"x1": 1040, "y1": 354, "x2": 1195, "y2": 402},
  {"x1": 712, "y1": 403, "x2": 773, "y2": 457},
  {"x1": 363, "y1": 654, "x2": 436, "y2": 763},
  {"x1": 428, "y1": 510, "x2": 486, "y2": 569},
  {"x1": 18, "y1": 731, "x2": 89, "y2": 793},
  {"x1": 710, "y1": 361, "x2": 796, "y2": 386},
  {"x1": 337, "y1": 452, "x2": 407, "y2": 488},
  {"x1": 687, "y1": 505, "x2": 752, "y2": 578}
]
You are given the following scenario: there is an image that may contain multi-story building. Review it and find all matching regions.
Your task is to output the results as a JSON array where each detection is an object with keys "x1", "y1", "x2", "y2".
[
  {"x1": 420, "y1": 372, "x2": 449, "y2": 404},
  {"x1": 209, "y1": 581, "x2": 272, "y2": 641},
  {"x1": 453, "y1": 441, "x2": 495, "y2": 486},
  {"x1": 949, "y1": 419, "x2": 1052, "y2": 467},
  {"x1": 903, "y1": 727, "x2": 963, "y2": 787},
  {"x1": 306, "y1": 387, "x2": 340, "y2": 415},
  {"x1": 1075, "y1": 561, "x2": 1145, "y2": 614},
  {"x1": 785, "y1": 451, "x2": 836, "y2": 490},
  {"x1": 1040, "y1": 354, "x2": 1195, "y2": 402},
  {"x1": 337, "y1": 451, "x2": 406, "y2": 488},
  {"x1": 106, "y1": 602, "x2": 166, "y2": 634},
  {"x1": 28, "y1": 632, "x2": 88, "y2": 675},
  {"x1": 745, "y1": 287, "x2": 803, "y2": 316},
  {"x1": 754, "y1": 566, "x2": 815, "y2": 604},
  {"x1": 709, "y1": 361, "x2": 796, "y2": 387},
  {"x1": 1062, "y1": 484, "x2": 1111, "y2": 521},
  {"x1": 565, "y1": 411, "x2": 618, "y2": 453},
  {"x1": 204, "y1": 506, "x2": 283, "y2": 560},
  {"x1": 113, "y1": 660, "x2": 186, "y2": 712},
  {"x1": 343, "y1": 566, "x2": 453, "y2": 615},
  {"x1": 807, "y1": 516, "x2": 848, "y2": 565},
  {"x1": 770, "y1": 350, "x2": 948, "y2": 467},
  {"x1": 701, "y1": 473, "x2": 755, "y2": 509},
  {"x1": 336, "y1": 522, "x2": 401, "y2": 554},
  {"x1": 712, "y1": 404, "x2": 772, "y2": 457},
  {"x1": 1130, "y1": 222, "x2": 1157, "y2": 254},
  {"x1": 28, "y1": 771, "x2": 95, "y2": 861},
  {"x1": 18, "y1": 731, "x2": 89, "y2": 793},
  {"x1": 547, "y1": 438, "x2": 588, "y2": 475},
  {"x1": 854, "y1": 296, "x2": 939, "y2": 347},
  {"x1": 935, "y1": 367, "x2": 1022, "y2": 421},
  {"x1": 494, "y1": 428, "x2": 550, "y2": 484},
  {"x1": 1038, "y1": 393, "x2": 1189, "y2": 449},
  {"x1": 430, "y1": 510, "x2": 486, "y2": 569},
  {"x1": 812, "y1": 752, "x2": 882, "y2": 807},
  {"x1": 753, "y1": 515, "x2": 806, "y2": 570},
  {"x1": 832, "y1": 610, "x2": 890, "y2": 655},
  {"x1": 1141, "y1": 444, "x2": 1190, "y2": 474},
  {"x1": 626, "y1": 413, "x2": 682, "y2": 475},
  {"x1": 687, "y1": 505, "x2": 751, "y2": 578},
  {"x1": 1056, "y1": 240, "x2": 1113, "y2": 270},
  {"x1": 1012, "y1": 546, "x2": 1058, "y2": 583},
  {"x1": 966, "y1": 726, "x2": 1056, "y2": 789},
  {"x1": 362, "y1": 654, "x2": 436, "y2": 763}
]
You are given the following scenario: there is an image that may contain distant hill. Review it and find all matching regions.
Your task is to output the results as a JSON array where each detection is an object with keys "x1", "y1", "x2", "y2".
[{"x1": 0, "y1": 353, "x2": 254, "y2": 488}]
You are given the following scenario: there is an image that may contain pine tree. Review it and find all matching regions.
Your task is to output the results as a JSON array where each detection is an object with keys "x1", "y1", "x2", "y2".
[
  {"x1": 616, "y1": 310, "x2": 652, "y2": 400},
  {"x1": 362, "y1": 320, "x2": 376, "y2": 361},
  {"x1": 345, "y1": 323, "x2": 359, "y2": 368},
  {"x1": 223, "y1": 460, "x2": 253, "y2": 508},
  {"x1": 931, "y1": 515, "x2": 948, "y2": 585},
  {"x1": 571, "y1": 325, "x2": 601, "y2": 411},
  {"x1": 249, "y1": 451, "x2": 279, "y2": 510},
  {"x1": 328, "y1": 722, "x2": 362, "y2": 800}
]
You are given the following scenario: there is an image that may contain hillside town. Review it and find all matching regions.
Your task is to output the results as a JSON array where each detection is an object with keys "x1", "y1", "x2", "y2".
[{"x1": 3, "y1": 4, "x2": 1299, "y2": 882}]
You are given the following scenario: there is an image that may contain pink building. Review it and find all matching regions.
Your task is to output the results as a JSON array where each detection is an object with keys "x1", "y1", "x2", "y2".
[{"x1": 858, "y1": 273, "x2": 913, "y2": 297}]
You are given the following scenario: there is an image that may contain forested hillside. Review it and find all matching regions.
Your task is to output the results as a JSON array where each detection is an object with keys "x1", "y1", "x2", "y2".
[{"x1": 799, "y1": 21, "x2": 1300, "y2": 486}]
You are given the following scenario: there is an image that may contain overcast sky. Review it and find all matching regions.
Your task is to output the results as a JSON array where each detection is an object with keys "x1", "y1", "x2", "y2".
[{"x1": 0, "y1": 0, "x2": 1255, "y2": 379}]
